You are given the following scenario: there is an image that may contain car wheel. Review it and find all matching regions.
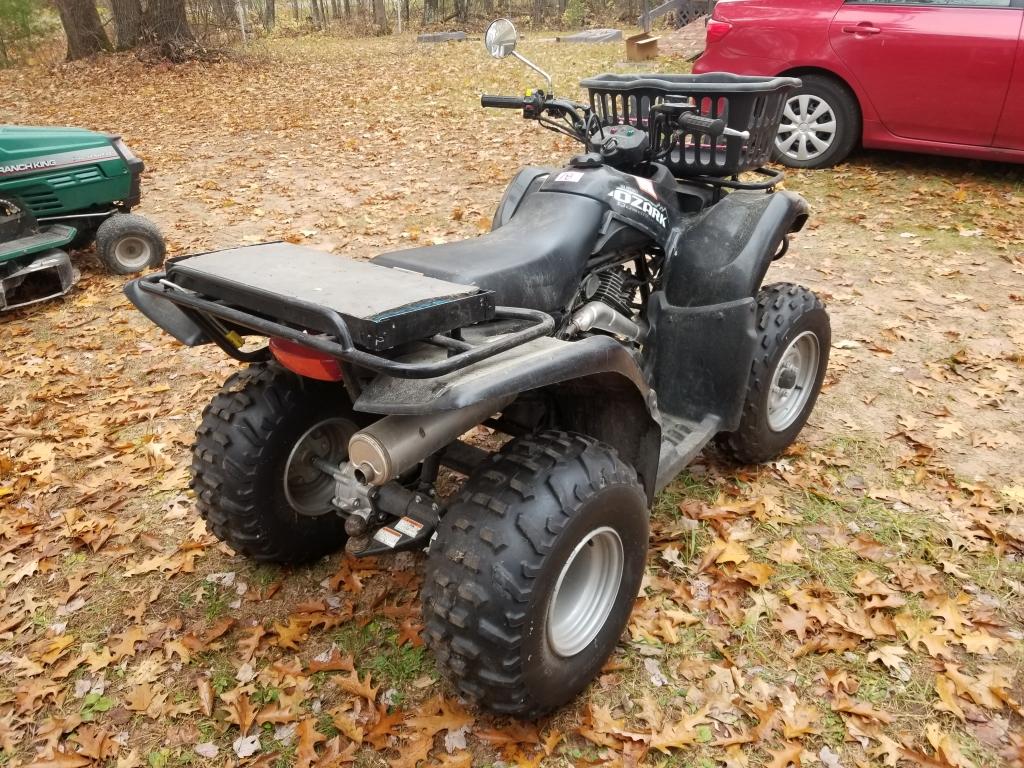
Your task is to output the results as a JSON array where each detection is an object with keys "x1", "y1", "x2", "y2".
[{"x1": 773, "y1": 75, "x2": 860, "y2": 170}]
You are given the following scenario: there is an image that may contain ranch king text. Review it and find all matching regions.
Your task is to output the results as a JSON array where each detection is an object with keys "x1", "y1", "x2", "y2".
[
  {"x1": 0, "y1": 159, "x2": 57, "y2": 176},
  {"x1": 608, "y1": 185, "x2": 668, "y2": 227}
]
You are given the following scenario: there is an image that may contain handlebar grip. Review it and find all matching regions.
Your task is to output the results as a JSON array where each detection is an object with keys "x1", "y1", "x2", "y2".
[
  {"x1": 481, "y1": 94, "x2": 526, "y2": 109},
  {"x1": 678, "y1": 112, "x2": 727, "y2": 137}
]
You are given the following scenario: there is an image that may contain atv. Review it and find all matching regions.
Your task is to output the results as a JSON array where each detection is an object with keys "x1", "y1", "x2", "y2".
[
  {"x1": 0, "y1": 125, "x2": 165, "y2": 311},
  {"x1": 126, "y1": 19, "x2": 830, "y2": 719}
]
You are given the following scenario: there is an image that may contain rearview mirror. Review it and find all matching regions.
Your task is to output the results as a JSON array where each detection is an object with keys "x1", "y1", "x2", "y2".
[{"x1": 485, "y1": 18, "x2": 518, "y2": 59}]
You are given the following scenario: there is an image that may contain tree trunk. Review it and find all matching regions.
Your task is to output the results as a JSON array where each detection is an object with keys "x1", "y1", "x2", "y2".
[
  {"x1": 110, "y1": 0, "x2": 144, "y2": 49},
  {"x1": 55, "y1": 0, "x2": 111, "y2": 60},
  {"x1": 342, "y1": 0, "x2": 350, "y2": 17},
  {"x1": 265, "y1": 0, "x2": 275, "y2": 29},
  {"x1": 372, "y1": 0, "x2": 386, "y2": 30},
  {"x1": 144, "y1": 0, "x2": 196, "y2": 60}
]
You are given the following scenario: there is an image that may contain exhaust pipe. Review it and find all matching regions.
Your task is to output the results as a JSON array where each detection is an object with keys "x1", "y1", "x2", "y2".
[{"x1": 348, "y1": 396, "x2": 512, "y2": 486}]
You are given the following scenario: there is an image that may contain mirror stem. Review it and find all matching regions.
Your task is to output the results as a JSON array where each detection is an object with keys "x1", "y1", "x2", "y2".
[{"x1": 511, "y1": 51, "x2": 553, "y2": 94}]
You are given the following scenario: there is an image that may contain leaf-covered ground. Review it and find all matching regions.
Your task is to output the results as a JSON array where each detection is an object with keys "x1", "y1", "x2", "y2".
[{"x1": 1, "y1": 35, "x2": 1023, "y2": 768}]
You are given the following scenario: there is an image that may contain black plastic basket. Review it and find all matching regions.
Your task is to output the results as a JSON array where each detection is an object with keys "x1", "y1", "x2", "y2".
[{"x1": 580, "y1": 73, "x2": 800, "y2": 178}]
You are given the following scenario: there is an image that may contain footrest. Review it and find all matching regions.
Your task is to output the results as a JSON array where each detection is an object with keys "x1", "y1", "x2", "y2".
[
  {"x1": 0, "y1": 224, "x2": 75, "y2": 260},
  {"x1": 655, "y1": 413, "x2": 720, "y2": 493},
  {"x1": 166, "y1": 242, "x2": 496, "y2": 352}
]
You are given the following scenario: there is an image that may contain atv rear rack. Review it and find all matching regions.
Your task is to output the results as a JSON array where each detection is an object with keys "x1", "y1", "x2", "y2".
[{"x1": 135, "y1": 274, "x2": 555, "y2": 386}]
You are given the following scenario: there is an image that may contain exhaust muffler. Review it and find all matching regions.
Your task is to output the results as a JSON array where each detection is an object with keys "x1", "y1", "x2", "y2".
[{"x1": 348, "y1": 396, "x2": 512, "y2": 486}]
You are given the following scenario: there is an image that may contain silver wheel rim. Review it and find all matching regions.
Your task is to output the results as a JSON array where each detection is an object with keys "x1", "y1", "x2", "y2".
[
  {"x1": 767, "y1": 330, "x2": 820, "y2": 432},
  {"x1": 283, "y1": 417, "x2": 355, "y2": 516},
  {"x1": 113, "y1": 235, "x2": 153, "y2": 271},
  {"x1": 547, "y1": 526, "x2": 624, "y2": 657},
  {"x1": 776, "y1": 94, "x2": 838, "y2": 162}
]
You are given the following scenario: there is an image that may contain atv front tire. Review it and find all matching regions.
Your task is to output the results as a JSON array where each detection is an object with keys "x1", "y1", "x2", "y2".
[
  {"x1": 191, "y1": 363, "x2": 367, "y2": 564},
  {"x1": 95, "y1": 213, "x2": 165, "y2": 274},
  {"x1": 717, "y1": 283, "x2": 830, "y2": 464},
  {"x1": 423, "y1": 430, "x2": 648, "y2": 718}
]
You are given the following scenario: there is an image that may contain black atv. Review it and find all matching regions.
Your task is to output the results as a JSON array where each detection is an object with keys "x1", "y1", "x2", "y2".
[{"x1": 126, "y1": 19, "x2": 829, "y2": 719}]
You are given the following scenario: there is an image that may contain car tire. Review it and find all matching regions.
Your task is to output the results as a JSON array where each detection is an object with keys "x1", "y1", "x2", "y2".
[
  {"x1": 192, "y1": 363, "x2": 370, "y2": 564},
  {"x1": 422, "y1": 430, "x2": 649, "y2": 718},
  {"x1": 773, "y1": 75, "x2": 860, "y2": 170},
  {"x1": 95, "y1": 213, "x2": 166, "y2": 275},
  {"x1": 716, "y1": 283, "x2": 830, "y2": 464}
]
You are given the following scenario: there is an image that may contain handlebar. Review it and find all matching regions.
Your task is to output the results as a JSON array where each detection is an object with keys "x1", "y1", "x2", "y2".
[
  {"x1": 678, "y1": 112, "x2": 726, "y2": 136},
  {"x1": 677, "y1": 111, "x2": 750, "y2": 140},
  {"x1": 481, "y1": 94, "x2": 527, "y2": 109}
]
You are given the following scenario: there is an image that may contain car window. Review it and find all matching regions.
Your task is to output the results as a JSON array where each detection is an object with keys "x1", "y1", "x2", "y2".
[{"x1": 846, "y1": 0, "x2": 1013, "y2": 6}]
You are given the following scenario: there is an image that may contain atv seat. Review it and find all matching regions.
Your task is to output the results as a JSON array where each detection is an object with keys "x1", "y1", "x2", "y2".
[{"x1": 373, "y1": 191, "x2": 604, "y2": 314}]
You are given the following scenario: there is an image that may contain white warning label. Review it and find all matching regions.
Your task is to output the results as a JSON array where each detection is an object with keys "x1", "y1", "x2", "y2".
[{"x1": 372, "y1": 526, "x2": 402, "y2": 548}]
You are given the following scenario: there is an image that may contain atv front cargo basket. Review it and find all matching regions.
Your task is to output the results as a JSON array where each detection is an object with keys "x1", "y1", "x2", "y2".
[
  {"x1": 166, "y1": 243, "x2": 496, "y2": 352},
  {"x1": 580, "y1": 73, "x2": 799, "y2": 178}
]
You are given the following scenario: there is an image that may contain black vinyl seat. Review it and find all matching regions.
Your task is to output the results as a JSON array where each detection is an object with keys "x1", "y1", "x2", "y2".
[{"x1": 373, "y1": 192, "x2": 604, "y2": 313}]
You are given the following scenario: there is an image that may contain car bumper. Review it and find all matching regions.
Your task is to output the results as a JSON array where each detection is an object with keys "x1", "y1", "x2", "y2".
[{"x1": 692, "y1": 51, "x2": 787, "y2": 76}]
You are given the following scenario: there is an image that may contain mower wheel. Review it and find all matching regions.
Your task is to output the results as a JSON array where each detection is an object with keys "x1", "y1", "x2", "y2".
[
  {"x1": 717, "y1": 283, "x2": 830, "y2": 464},
  {"x1": 423, "y1": 430, "x2": 648, "y2": 718},
  {"x1": 191, "y1": 363, "x2": 369, "y2": 564},
  {"x1": 95, "y1": 213, "x2": 165, "y2": 274}
]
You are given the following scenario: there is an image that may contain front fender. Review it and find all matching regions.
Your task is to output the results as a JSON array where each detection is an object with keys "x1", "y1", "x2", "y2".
[{"x1": 664, "y1": 190, "x2": 809, "y2": 308}]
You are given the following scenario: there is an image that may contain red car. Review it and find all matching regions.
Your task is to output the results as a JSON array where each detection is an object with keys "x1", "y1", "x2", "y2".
[{"x1": 692, "y1": 0, "x2": 1024, "y2": 168}]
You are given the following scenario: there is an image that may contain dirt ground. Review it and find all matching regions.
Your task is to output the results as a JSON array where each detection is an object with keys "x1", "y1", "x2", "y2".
[{"x1": 1, "y1": 35, "x2": 1022, "y2": 768}]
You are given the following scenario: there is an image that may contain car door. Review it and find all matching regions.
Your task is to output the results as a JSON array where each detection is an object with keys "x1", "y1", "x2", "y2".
[
  {"x1": 828, "y1": 0, "x2": 1023, "y2": 147},
  {"x1": 993, "y1": 15, "x2": 1024, "y2": 149}
]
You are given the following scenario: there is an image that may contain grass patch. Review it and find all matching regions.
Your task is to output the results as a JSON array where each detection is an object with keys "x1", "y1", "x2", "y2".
[
  {"x1": 201, "y1": 582, "x2": 231, "y2": 622},
  {"x1": 365, "y1": 639, "x2": 428, "y2": 690}
]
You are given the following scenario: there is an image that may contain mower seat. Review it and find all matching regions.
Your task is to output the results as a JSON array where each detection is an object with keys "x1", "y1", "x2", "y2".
[{"x1": 373, "y1": 191, "x2": 603, "y2": 314}]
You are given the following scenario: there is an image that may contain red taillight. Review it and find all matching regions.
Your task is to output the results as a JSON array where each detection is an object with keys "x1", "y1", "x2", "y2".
[
  {"x1": 269, "y1": 337, "x2": 343, "y2": 382},
  {"x1": 706, "y1": 19, "x2": 733, "y2": 44}
]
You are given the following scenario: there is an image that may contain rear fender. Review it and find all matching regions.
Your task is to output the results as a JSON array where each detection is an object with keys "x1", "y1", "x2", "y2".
[
  {"x1": 353, "y1": 334, "x2": 661, "y2": 501},
  {"x1": 664, "y1": 190, "x2": 809, "y2": 307},
  {"x1": 541, "y1": 374, "x2": 661, "y2": 503},
  {"x1": 123, "y1": 276, "x2": 210, "y2": 346}
]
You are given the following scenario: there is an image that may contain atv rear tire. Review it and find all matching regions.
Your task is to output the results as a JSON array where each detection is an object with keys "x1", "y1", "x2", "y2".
[
  {"x1": 717, "y1": 283, "x2": 830, "y2": 464},
  {"x1": 95, "y1": 213, "x2": 165, "y2": 274},
  {"x1": 423, "y1": 430, "x2": 648, "y2": 718},
  {"x1": 191, "y1": 363, "x2": 368, "y2": 564}
]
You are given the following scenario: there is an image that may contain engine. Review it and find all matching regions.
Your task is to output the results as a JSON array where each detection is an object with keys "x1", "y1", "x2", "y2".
[{"x1": 568, "y1": 267, "x2": 643, "y2": 341}]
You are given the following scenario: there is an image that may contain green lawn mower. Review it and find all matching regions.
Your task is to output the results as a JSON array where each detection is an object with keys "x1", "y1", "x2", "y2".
[{"x1": 0, "y1": 125, "x2": 165, "y2": 311}]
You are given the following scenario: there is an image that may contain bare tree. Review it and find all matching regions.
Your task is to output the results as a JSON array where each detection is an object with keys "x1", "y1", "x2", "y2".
[
  {"x1": 110, "y1": 0, "x2": 144, "y2": 49},
  {"x1": 144, "y1": 0, "x2": 196, "y2": 59},
  {"x1": 54, "y1": 0, "x2": 111, "y2": 60}
]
